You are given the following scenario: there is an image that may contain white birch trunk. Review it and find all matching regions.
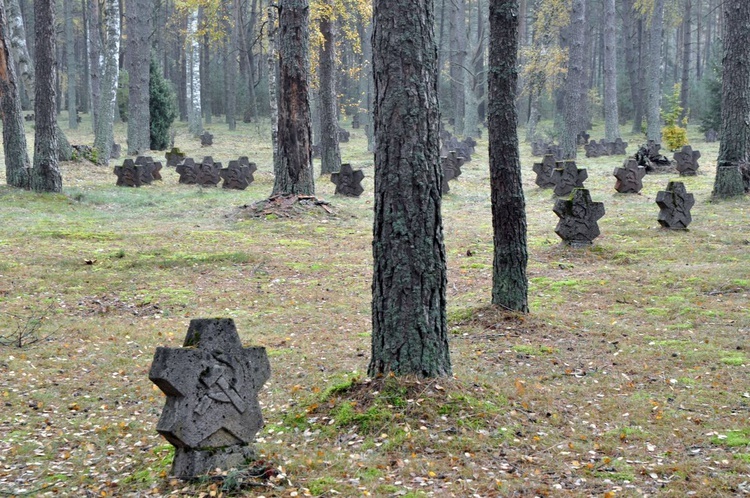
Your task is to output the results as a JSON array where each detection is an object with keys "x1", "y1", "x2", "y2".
[
  {"x1": 7, "y1": 0, "x2": 34, "y2": 105},
  {"x1": 186, "y1": 11, "x2": 202, "y2": 136},
  {"x1": 93, "y1": 0, "x2": 120, "y2": 164}
]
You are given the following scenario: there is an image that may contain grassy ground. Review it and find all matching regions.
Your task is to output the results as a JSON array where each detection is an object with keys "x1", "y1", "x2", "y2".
[{"x1": 0, "y1": 115, "x2": 748, "y2": 497}]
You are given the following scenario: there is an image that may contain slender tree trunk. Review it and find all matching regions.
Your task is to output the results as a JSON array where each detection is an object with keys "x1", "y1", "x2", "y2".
[
  {"x1": 449, "y1": 0, "x2": 466, "y2": 135},
  {"x1": 603, "y1": 0, "x2": 618, "y2": 140},
  {"x1": 646, "y1": 0, "x2": 664, "y2": 142},
  {"x1": 227, "y1": 0, "x2": 240, "y2": 130},
  {"x1": 267, "y1": 4, "x2": 279, "y2": 173},
  {"x1": 712, "y1": 0, "x2": 749, "y2": 198},
  {"x1": 64, "y1": 0, "x2": 76, "y2": 128},
  {"x1": 87, "y1": 0, "x2": 101, "y2": 132},
  {"x1": 679, "y1": 0, "x2": 691, "y2": 121},
  {"x1": 623, "y1": 0, "x2": 643, "y2": 133},
  {"x1": 695, "y1": 0, "x2": 702, "y2": 80},
  {"x1": 488, "y1": 0, "x2": 528, "y2": 312},
  {"x1": 7, "y1": 0, "x2": 33, "y2": 106},
  {"x1": 369, "y1": 0, "x2": 451, "y2": 378},
  {"x1": 30, "y1": 0, "x2": 61, "y2": 192},
  {"x1": 186, "y1": 10, "x2": 202, "y2": 136},
  {"x1": 318, "y1": 0, "x2": 341, "y2": 175},
  {"x1": 243, "y1": 0, "x2": 259, "y2": 121},
  {"x1": 272, "y1": 0, "x2": 314, "y2": 196},
  {"x1": 126, "y1": 0, "x2": 151, "y2": 154},
  {"x1": 200, "y1": 12, "x2": 211, "y2": 125},
  {"x1": 93, "y1": 0, "x2": 120, "y2": 165},
  {"x1": 560, "y1": 0, "x2": 585, "y2": 159},
  {"x1": 0, "y1": 0, "x2": 30, "y2": 188}
]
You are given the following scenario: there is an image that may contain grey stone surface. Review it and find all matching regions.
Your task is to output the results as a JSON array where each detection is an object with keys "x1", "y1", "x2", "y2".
[
  {"x1": 673, "y1": 145, "x2": 701, "y2": 176},
  {"x1": 331, "y1": 163, "x2": 365, "y2": 197},
  {"x1": 176, "y1": 158, "x2": 198, "y2": 184},
  {"x1": 613, "y1": 158, "x2": 646, "y2": 193},
  {"x1": 532, "y1": 154, "x2": 557, "y2": 189},
  {"x1": 200, "y1": 131, "x2": 214, "y2": 146},
  {"x1": 440, "y1": 151, "x2": 465, "y2": 193},
  {"x1": 166, "y1": 148, "x2": 186, "y2": 167},
  {"x1": 110, "y1": 143, "x2": 121, "y2": 159},
  {"x1": 656, "y1": 181, "x2": 694, "y2": 229},
  {"x1": 196, "y1": 157, "x2": 221, "y2": 186},
  {"x1": 551, "y1": 160, "x2": 588, "y2": 197},
  {"x1": 134, "y1": 156, "x2": 162, "y2": 184},
  {"x1": 553, "y1": 188, "x2": 605, "y2": 247},
  {"x1": 149, "y1": 318, "x2": 270, "y2": 479},
  {"x1": 220, "y1": 160, "x2": 256, "y2": 190}
]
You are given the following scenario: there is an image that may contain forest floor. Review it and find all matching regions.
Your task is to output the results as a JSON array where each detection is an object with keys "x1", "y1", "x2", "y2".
[{"x1": 0, "y1": 116, "x2": 748, "y2": 497}]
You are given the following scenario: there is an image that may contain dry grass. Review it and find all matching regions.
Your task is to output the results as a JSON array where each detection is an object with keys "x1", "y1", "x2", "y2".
[{"x1": 0, "y1": 114, "x2": 748, "y2": 497}]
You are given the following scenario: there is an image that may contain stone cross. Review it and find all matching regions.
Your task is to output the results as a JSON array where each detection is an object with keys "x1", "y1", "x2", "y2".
[
  {"x1": 656, "y1": 181, "x2": 694, "y2": 229},
  {"x1": 337, "y1": 127, "x2": 350, "y2": 143},
  {"x1": 704, "y1": 129, "x2": 718, "y2": 142},
  {"x1": 584, "y1": 140, "x2": 607, "y2": 158},
  {"x1": 110, "y1": 143, "x2": 122, "y2": 159},
  {"x1": 200, "y1": 131, "x2": 214, "y2": 146},
  {"x1": 673, "y1": 145, "x2": 701, "y2": 176},
  {"x1": 135, "y1": 156, "x2": 162, "y2": 184},
  {"x1": 114, "y1": 159, "x2": 142, "y2": 187},
  {"x1": 166, "y1": 147, "x2": 186, "y2": 167},
  {"x1": 220, "y1": 160, "x2": 256, "y2": 190},
  {"x1": 577, "y1": 131, "x2": 590, "y2": 145},
  {"x1": 551, "y1": 160, "x2": 588, "y2": 197},
  {"x1": 611, "y1": 138, "x2": 628, "y2": 155},
  {"x1": 331, "y1": 163, "x2": 365, "y2": 197},
  {"x1": 176, "y1": 158, "x2": 198, "y2": 184},
  {"x1": 196, "y1": 157, "x2": 222, "y2": 187},
  {"x1": 149, "y1": 318, "x2": 270, "y2": 479},
  {"x1": 532, "y1": 154, "x2": 557, "y2": 188},
  {"x1": 553, "y1": 188, "x2": 605, "y2": 247},
  {"x1": 613, "y1": 158, "x2": 646, "y2": 194}
]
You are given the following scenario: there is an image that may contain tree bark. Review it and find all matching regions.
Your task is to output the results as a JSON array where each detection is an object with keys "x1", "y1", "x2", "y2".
[
  {"x1": 560, "y1": 0, "x2": 585, "y2": 159},
  {"x1": 64, "y1": 0, "x2": 76, "y2": 129},
  {"x1": 602, "y1": 0, "x2": 619, "y2": 140},
  {"x1": 267, "y1": 4, "x2": 279, "y2": 173},
  {"x1": 272, "y1": 0, "x2": 314, "y2": 195},
  {"x1": 125, "y1": 0, "x2": 151, "y2": 154},
  {"x1": 7, "y1": 0, "x2": 33, "y2": 106},
  {"x1": 679, "y1": 0, "x2": 691, "y2": 122},
  {"x1": 488, "y1": 0, "x2": 528, "y2": 312},
  {"x1": 87, "y1": 0, "x2": 101, "y2": 132},
  {"x1": 0, "y1": 0, "x2": 30, "y2": 188},
  {"x1": 646, "y1": 0, "x2": 664, "y2": 142},
  {"x1": 93, "y1": 0, "x2": 119, "y2": 165},
  {"x1": 712, "y1": 0, "x2": 749, "y2": 198},
  {"x1": 186, "y1": 10, "x2": 202, "y2": 136},
  {"x1": 318, "y1": 0, "x2": 341, "y2": 175},
  {"x1": 369, "y1": 0, "x2": 451, "y2": 378},
  {"x1": 30, "y1": 0, "x2": 61, "y2": 192},
  {"x1": 623, "y1": 0, "x2": 643, "y2": 133},
  {"x1": 449, "y1": 0, "x2": 466, "y2": 135}
]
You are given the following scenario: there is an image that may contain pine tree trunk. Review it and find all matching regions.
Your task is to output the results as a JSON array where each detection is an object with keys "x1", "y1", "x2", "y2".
[
  {"x1": 30, "y1": 0, "x2": 61, "y2": 192},
  {"x1": 561, "y1": 0, "x2": 585, "y2": 159},
  {"x1": 227, "y1": 0, "x2": 240, "y2": 131},
  {"x1": 0, "y1": 0, "x2": 30, "y2": 188},
  {"x1": 93, "y1": 0, "x2": 119, "y2": 164},
  {"x1": 318, "y1": 0, "x2": 341, "y2": 175},
  {"x1": 369, "y1": 0, "x2": 451, "y2": 378},
  {"x1": 623, "y1": 0, "x2": 643, "y2": 133},
  {"x1": 64, "y1": 0, "x2": 76, "y2": 129},
  {"x1": 695, "y1": 0, "x2": 702, "y2": 80},
  {"x1": 712, "y1": 0, "x2": 749, "y2": 198},
  {"x1": 679, "y1": 0, "x2": 691, "y2": 121},
  {"x1": 201, "y1": 21, "x2": 211, "y2": 125},
  {"x1": 488, "y1": 0, "x2": 528, "y2": 312},
  {"x1": 603, "y1": 0, "x2": 619, "y2": 140},
  {"x1": 449, "y1": 0, "x2": 466, "y2": 136},
  {"x1": 272, "y1": 0, "x2": 314, "y2": 196},
  {"x1": 646, "y1": 0, "x2": 664, "y2": 142},
  {"x1": 125, "y1": 0, "x2": 151, "y2": 154}
]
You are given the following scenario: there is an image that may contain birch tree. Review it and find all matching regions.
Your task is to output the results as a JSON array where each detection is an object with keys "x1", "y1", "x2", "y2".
[
  {"x1": 6, "y1": 0, "x2": 33, "y2": 105},
  {"x1": 186, "y1": 10, "x2": 202, "y2": 136},
  {"x1": 93, "y1": 0, "x2": 120, "y2": 164}
]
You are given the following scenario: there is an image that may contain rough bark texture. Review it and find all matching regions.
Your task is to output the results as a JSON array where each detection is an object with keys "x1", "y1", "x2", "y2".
[
  {"x1": 64, "y1": 0, "x2": 76, "y2": 129},
  {"x1": 272, "y1": 0, "x2": 314, "y2": 196},
  {"x1": 126, "y1": 0, "x2": 151, "y2": 154},
  {"x1": 646, "y1": 0, "x2": 664, "y2": 142},
  {"x1": 369, "y1": 0, "x2": 451, "y2": 378},
  {"x1": 560, "y1": 0, "x2": 585, "y2": 159},
  {"x1": 602, "y1": 0, "x2": 619, "y2": 140},
  {"x1": 7, "y1": 0, "x2": 33, "y2": 106},
  {"x1": 93, "y1": 0, "x2": 119, "y2": 165},
  {"x1": 679, "y1": 0, "x2": 691, "y2": 121},
  {"x1": 318, "y1": 0, "x2": 341, "y2": 175},
  {"x1": 0, "y1": 0, "x2": 30, "y2": 188},
  {"x1": 488, "y1": 0, "x2": 528, "y2": 312},
  {"x1": 227, "y1": 0, "x2": 240, "y2": 130},
  {"x1": 712, "y1": 0, "x2": 749, "y2": 198},
  {"x1": 30, "y1": 0, "x2": 61, "y2": 192}
]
